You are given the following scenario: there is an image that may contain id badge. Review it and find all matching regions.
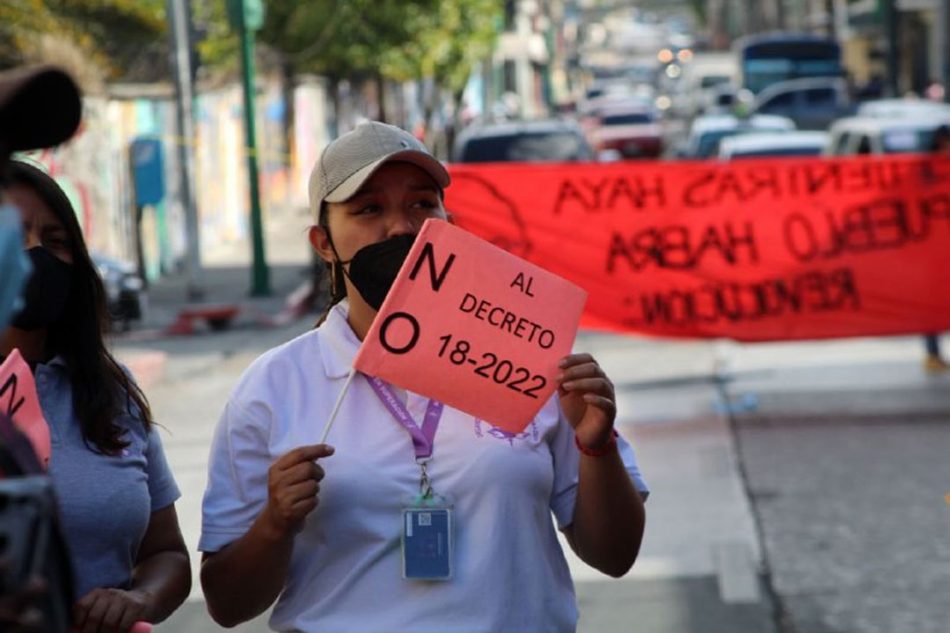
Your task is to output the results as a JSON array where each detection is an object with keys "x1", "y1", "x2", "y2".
[{"x1": 401, "y1": 502, "x2": 453, "y2": 581}]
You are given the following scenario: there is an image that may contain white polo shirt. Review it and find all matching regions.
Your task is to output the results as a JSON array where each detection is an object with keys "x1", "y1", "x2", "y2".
[{"x1": 200, "y1": 301, "x2": 648, "y2": 633}]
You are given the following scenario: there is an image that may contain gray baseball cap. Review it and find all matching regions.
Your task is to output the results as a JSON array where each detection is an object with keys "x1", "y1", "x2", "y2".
[{"x1": 308, "y1": 121, "x2": 450, "y2": 222}]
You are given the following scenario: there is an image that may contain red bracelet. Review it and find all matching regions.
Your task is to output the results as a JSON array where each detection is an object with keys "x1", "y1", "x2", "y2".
[{"x1": 575, "y1": 430, "x2": 618, "y2": 457}]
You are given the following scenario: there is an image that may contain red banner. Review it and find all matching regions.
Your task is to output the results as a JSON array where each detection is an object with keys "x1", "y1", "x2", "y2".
[{"x1": 445, "y1": 155, "x2": 950, "y2": 341}]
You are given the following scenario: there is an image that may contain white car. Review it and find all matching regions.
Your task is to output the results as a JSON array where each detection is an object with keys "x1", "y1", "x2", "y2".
[
  {"x1": 682, "y1": 114, "x2": 796, "y2": 158},
  {"x1": 825, "y1": 116, "x2": 950, "y2": 155},
  {"x1": 718, "y1": 131, "x2": 829, "y2": 159}
]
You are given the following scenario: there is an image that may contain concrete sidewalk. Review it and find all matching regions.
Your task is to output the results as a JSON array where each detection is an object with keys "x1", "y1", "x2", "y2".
[
  {"x1": 113, "y1": 261, "x2": 319, "y2": 389},
  {"x1": 112, "y1": 203, "x2": 318, "y2": 390}
]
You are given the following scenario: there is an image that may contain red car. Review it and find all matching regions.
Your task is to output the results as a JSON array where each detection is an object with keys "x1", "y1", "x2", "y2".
[{"x1": 588, "y1": 103, "x2": 664, "y2": 158}]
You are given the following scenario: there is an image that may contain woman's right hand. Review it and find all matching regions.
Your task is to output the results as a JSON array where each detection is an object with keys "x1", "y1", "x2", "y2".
[{"x1": 263, "y1": 444, "x2": 334, "y2": 537}]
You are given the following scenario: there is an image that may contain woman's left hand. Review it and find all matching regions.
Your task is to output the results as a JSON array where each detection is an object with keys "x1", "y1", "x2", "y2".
[
  {"x1": 73, "y1": 587, "x2": 151, "y2": 633},
  {"x1": 556, "y1": 353, "x2": 616, "y2": 450}
]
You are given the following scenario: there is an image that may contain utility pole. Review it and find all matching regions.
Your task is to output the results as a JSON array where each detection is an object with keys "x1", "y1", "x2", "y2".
[
  {"x1": 883, "y1": 0, "x2": 900, "y2": 97},
  {"x1": 826, "y1": 0, "x2": 836, "y2": 38},
  {"x1": 167, "y1": 0, "x2": 204, "y2": 300},
  {"x1": 229, "y1": 0, "x2": 271, "y2": 296}
]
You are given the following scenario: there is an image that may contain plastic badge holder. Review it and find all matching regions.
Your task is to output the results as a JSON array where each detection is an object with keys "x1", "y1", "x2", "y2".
[{"x1": 401, "y1": 503, "x2": 453, "y2": 581}]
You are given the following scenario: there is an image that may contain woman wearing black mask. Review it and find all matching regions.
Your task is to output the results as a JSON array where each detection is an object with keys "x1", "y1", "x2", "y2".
[
  {"x1": 200, "y1": 122, "x2": 647, "y2": 632},
  {"x1": 0, "y1": 161, "x2": 191, "y2": 631}
]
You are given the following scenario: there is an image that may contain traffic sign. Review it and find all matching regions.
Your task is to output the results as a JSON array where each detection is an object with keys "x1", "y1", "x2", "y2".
[{"x1": 226, "y1": 0, "x2": 265, "y2": 31}]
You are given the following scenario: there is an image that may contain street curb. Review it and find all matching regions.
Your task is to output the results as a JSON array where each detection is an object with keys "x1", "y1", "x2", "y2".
[{"x1": 729, "y1": 387, "x2": 950, "y2": 426}]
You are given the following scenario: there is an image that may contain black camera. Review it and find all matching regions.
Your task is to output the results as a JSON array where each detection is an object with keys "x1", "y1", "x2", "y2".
[
  {"x1": 0, "y1": 475, "x2": 56, "y2": 594},
  {"x1": 0, "y1": 474, "x2": 73, "y2": 631}
]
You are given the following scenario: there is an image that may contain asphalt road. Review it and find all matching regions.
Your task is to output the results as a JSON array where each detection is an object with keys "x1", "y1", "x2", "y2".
[{"x1": 734, "y1": 415, "x2": 950, "y2": 633}]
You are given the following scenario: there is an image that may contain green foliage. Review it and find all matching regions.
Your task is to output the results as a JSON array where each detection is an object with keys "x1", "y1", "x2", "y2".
[
  {"x1": 2, "y1": 0, "x2": 504, "y2": 90},
  {"x1": 255, "y1": 0, "x2": 429, "y2": 80},
  {"x1": 382, "y1": 0, "x2": 502, "y2": 96},
  {"x1": 253, "y1": 0, "x2": 501, "y2": 92},
  {"x1": 192, "y1": 0, "x2": 239, "y2": 74},
  {"x1": 0, "y1": 0, "x2": 166, "y2": 75},
  {"x1": 686, "y1": 0, "x2": 706, "y2": 26},
  {"x1": 0, "y1": 0, "x2": 69, "y2": 64}
]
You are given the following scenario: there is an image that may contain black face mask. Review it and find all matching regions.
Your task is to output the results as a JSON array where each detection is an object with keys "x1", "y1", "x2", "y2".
[
  {"x1": 341, "y1": 234, "x2": 416, "y2": 311},
  {"x1": 12, "y1": 247, "x2": 73, "y2": 331}
]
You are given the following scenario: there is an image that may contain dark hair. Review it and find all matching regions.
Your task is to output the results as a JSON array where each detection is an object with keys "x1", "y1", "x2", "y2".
[
  {"x1": 932, "y1": 125, "x2": 950, "y2": 152},
  {"x1": 313, "y1": 201, "x2": 347, "y2": 328},
  {"x1": 7, "y1": 160, "x2": 152, "y2": 452}
]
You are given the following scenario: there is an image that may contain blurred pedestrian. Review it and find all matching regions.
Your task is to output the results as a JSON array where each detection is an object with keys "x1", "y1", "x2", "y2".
[
  {"x1": 924, "y1": 81, "x2": 945, "y2": 102},
  {"x1": 199, "y1": 121, "x2": 648, "y2": 632},
  {"x1": 923, "y1": 124, "x2": 950, "y2": 371},
  {"x1": 932, "y1": 123, "x2": 950, "y2": 152},
  {"x1": 1, "y1": 159, "x2": 191, "y2": 630}
]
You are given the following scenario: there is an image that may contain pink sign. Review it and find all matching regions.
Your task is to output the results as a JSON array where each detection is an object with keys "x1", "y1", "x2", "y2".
[
  {"x1": 0, "y1": 348, "x2": 51, "y2": 468},
  {"x1": 353, "y1": 219, "x2": 587, "y2": 433}
]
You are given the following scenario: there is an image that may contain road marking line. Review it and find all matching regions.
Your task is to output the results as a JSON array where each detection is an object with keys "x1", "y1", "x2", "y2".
[{"x1": 714, "y1": 540, "x2": 760, "y2": 604}]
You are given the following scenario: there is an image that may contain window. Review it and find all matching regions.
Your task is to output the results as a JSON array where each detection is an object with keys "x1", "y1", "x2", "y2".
[
  {"x1": 601, "y1": 113, "x2": 653, "y2": 126},
  {"x1": 882, "y1": 130, "x2": 926, "y2": 153},
  {"x1": 733, "y1": 146, "x2": 823, "y2": 158},
  {"x1": 503, "y1": 0, "x2": 517, "y2": 31},
  {"x1": 700, "y1": 75, "x2": 730, "y2": 89},
  {"x1": 760, "y1": 91, "x2": 797, "y2": 112},
  {"x1": 503, "y1": 61, "x2": 517, "y2": 94},
  {"x1": 805, "y1": 88, "x2": 835, "y2": 105},
  {"x1": 832, "y1": 132, "x2": 852, "y2": 155}
]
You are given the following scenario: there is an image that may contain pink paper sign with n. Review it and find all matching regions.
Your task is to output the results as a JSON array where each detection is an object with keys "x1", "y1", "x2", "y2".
[
  {"x1": 353, "y1": 219, "x2": 587, "y2": 433},
  {"x1": 0, "y1": 348, "x2": 51, "y2": 467}
]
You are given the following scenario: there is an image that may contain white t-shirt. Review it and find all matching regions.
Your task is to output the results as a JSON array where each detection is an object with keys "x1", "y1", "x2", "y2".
[{"x1": 200, "y1": 301, "x2": 648, "y2": 633}]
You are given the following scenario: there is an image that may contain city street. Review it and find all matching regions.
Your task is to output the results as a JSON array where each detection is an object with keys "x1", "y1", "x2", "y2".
[
  {"x1": 7, "y1": 1, "x2": 950, "y2": 631},
  {"x1": 111, "y1": 207, "x2": 950, "y2": 632}
]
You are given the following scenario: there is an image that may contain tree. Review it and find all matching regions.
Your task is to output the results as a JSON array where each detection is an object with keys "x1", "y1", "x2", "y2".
[
  {"x1": 381, "y1": 0, "x2": 502, "y2": 148},
  {"x1": 191, "y1": 1, "x2": 502, "y2": 157},
  {"x1": 0, "y1": 0, "x2": 168, "y2": 81},
  {"x1": 255, "y1": 0, "x2": 442, "y2": 121}
]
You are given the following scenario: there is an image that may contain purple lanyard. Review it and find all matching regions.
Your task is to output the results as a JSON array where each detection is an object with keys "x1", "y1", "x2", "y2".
[{"x1": 365, "y1": 375, "x2": 444, "y2": 461}]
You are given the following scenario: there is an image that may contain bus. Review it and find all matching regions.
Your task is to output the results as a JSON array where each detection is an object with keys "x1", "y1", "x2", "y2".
[{"x1": 734, "y1": 33, "x2": 843, "y2": 95}]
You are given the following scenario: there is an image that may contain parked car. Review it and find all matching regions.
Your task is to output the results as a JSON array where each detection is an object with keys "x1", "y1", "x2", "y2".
[
  {"x1": 451, "y1": 120, "x2": 595, "y2": 163},
  {"x1": 680, "y1": 114, "x2": 796, "y2": 158},
  {"x1": 586, "y1": 101, "x2": 663, "y2": 158},
  {"x1": 717, "y1": 131, "x2": 829, "y2": 159},
  {"x1": 91, "y1": 252, "x2": 146, "y2": 330},
  {"x1": 825, "y1": 115, "x2": 950, "y2": 156},
  {"x1": 750, "y1": 77, "x2": 854, "y2": 130}
]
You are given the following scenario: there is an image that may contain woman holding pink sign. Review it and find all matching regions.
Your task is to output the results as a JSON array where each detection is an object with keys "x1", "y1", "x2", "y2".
[
  {"x1": 200, "y1": 122, "x2": 648, "y2": 632},
  {"x1": 0, "y1": 161, "x2": 190, "y2": 632}
]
